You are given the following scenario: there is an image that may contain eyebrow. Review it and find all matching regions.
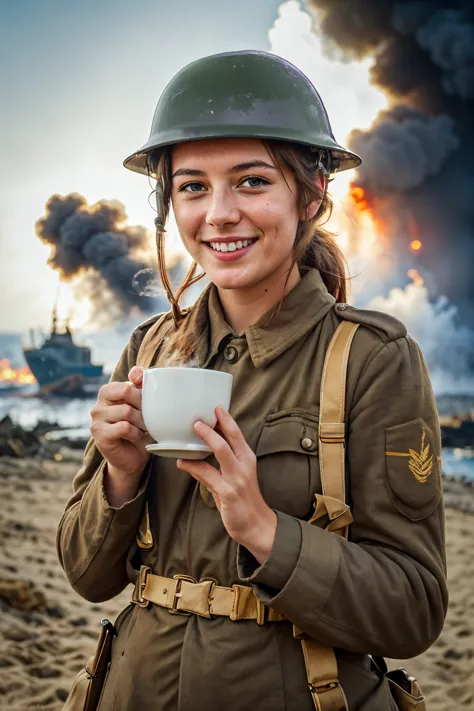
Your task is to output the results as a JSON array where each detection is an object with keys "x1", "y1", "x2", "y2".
[{"x1": 171, "y1": 160, "x2": 278, "y2": 179}]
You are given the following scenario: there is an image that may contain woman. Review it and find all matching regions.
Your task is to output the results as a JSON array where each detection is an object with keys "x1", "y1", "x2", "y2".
[{"x1": 57, "y1": 51, "x2": 448, "y2": 711}]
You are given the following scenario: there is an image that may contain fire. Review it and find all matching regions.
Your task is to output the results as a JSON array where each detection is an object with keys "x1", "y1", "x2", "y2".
[
  {"x1": 407, "y1": 268, "x2": 424, "y2": 287},
  {"x1": 407, "y1": 213, "x2": 423, "y2": 252},
  {"x1": 0, "y1": 359, "x2": 37, "y2": 385},
  {"x1": 337, "y1": 184, "x2": 386, "y2": 263},
  {"x1": 350, "y1": 185, "x2": 373, "y2": 215}
]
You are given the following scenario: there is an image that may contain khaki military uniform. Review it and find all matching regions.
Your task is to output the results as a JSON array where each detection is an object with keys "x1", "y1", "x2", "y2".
[{"x1": 57, "y1": 269, "x2": 448, "y2": 711}]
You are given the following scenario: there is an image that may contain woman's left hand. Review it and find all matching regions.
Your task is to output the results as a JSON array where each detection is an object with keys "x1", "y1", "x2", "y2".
[{"x1": 177, "y1": 407, "x2": 277, "y2": 564}]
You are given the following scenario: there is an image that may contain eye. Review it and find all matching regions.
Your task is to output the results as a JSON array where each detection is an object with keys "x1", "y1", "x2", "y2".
[
  {"x1": 240, "y1": 176, "x2": 271, "y2": 188},
  {"x1": 178, "y1": 182, "x2": 206, "y2": 193}
]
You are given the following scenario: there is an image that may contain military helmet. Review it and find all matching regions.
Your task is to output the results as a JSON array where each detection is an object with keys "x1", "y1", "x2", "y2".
[{"x1": 123, "y1": 50, "x2": 361, "y2": 177}]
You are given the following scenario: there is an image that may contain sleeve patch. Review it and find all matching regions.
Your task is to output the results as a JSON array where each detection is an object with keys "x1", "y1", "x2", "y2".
[{"x1": 385, "y1": 418, "x2": 442, "y2": 521}]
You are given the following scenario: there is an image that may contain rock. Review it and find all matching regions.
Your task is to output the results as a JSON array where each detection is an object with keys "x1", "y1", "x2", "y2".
[
  {"x1": 46, "y1": 604, "x2": 67, "y2": 619},
  {"x1": 0, "y1": 579, "x2": 47, "y2": 613}
]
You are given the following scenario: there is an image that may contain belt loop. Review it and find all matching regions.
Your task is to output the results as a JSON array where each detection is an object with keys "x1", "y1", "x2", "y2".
[
  {"x1": 132, "y1": 565, "x2": 151, "y2": 608},
  {"x1": 255, "y1": 597, "x2": 267, "y2": 626}
]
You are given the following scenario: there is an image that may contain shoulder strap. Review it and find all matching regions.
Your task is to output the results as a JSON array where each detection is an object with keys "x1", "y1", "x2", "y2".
[
  {"x1": 298, "y1": 320, "x2": 359, "y2": 711},
  {"x1": 135, "y1": 312, "x2": 173, "y2": 550},
  {"x1": 136, "y1": 312, "x2": 173, "y2": 369},
  {"x1": 319, "y1": 321, "x2": 360, "y2": 504}
]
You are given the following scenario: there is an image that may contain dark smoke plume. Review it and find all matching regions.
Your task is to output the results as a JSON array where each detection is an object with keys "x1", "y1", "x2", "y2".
[
  {"x1": 309, "y1": 0, "x2": 474, "y2": 322},
  {"x1": 35, "y1": 193, "x2": 181, "y2": 323}
]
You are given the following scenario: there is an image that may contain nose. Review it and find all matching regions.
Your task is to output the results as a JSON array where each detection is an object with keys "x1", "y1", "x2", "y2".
[{"x1": 205, "y1": 187, "x2": 240, "y2": 228}]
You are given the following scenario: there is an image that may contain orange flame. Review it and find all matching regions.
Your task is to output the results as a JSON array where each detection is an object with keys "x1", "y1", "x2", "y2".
[
  {"x1": 407, "y1": 213, "x2": 423, "y2": 252},
  {"x1": 408, "y1": 268, "x2": 424, "y2": 287},
  {"x1": 350, "y1": 185, "x2": 374, "y2": 215},
  {"x1": 0, "y1": 359, "x2": 37, "y2": 385}
]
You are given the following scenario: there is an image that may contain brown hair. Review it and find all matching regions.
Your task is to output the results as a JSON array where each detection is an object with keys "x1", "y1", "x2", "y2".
[{"x1": 151, "y1": 140, "x2": 348, "y2": 363}]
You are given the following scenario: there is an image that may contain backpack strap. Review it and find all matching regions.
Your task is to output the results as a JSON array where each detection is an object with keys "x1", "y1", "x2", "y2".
[
  {"x1": 298, "y1": 320, "x2": 359, "y2": 711},
  {"x1": 319, "y1": 321, "x2": 360, "y2": 513},
  {"x1": 136, "y1": 312, "x2": 174, "y2": 370},
  {"x1": 134, "y1": 312, "x2": 174, "y2": 550}
]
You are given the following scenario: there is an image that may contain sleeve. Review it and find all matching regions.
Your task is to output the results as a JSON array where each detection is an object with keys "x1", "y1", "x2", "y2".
[
  {"x1": 56, "y1": 325, "x2": 154, "y2": 603},
  {"x1": 237, "y1": 335, "x2": 448, "y2": 659}
]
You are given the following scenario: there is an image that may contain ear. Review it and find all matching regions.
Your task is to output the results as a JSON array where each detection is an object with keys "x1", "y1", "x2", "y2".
[{"x1": 302, "y1": 172, "x2": 327, "y2": 221}]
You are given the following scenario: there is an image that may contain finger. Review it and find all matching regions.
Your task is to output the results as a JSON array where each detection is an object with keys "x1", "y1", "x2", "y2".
[
  {"x1": 96, "y1": 421, "x2": 145, "y2": 443},
  {"x1": 214, "y1": 407, "x2": 251, "y2": 459},
  {"x1": 104, "y1": 403, "x2": 146, "y2": 432},
  {"x1": 128, "y1": 366, "x2": 144, "y2": 389},
  {"x1": 98, "y1": 381, "x2": 142, "y2": 409},
  {"x1": 176, "y1": 459, "x2": 230, "y2": 499},
  {"x1": 193, "y1": 421, "x2": 237, "y2": 471}
]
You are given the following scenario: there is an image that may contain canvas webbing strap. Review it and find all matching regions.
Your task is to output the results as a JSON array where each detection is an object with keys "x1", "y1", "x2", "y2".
[
  {"x1": 298, "y1": 320, "x2": 359, "y2": 711},
  {"x1": 134, "y1": 312, "x2": 174, "y2": 550},
  {"x1": 132, "y1": 565, "x2": 285, "y2": 624},
  {"x1": 319, "y1": 321, "x2": 360, "y2": 508}
]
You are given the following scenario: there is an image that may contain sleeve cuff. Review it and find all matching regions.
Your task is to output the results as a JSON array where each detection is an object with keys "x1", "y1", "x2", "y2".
[
  {"x1": 101, "y1": 460, "x2": 151, "y2": 513},
  {"x1": 237, "y1": 510, "x2": 302, "y2": 590}
]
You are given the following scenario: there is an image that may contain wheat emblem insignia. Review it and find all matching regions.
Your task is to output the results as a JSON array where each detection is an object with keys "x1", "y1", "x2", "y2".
[{"x1": 408, "y1": 429, "x2": 433, "y2": 484}]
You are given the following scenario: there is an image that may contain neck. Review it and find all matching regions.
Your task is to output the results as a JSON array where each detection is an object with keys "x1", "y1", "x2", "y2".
[{"x1": 217, "y1": 263, "x2": 301, "y2": 333}]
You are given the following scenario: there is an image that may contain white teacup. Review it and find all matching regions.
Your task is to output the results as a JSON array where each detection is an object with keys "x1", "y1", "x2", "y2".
[{"x1": 141, "y1": 367, "x2": 233, "y2": 459}]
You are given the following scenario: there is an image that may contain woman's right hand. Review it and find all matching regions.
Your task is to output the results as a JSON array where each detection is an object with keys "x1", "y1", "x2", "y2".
[{"x1": 90, "y1": 365, "x2": 150, "y2": 478}]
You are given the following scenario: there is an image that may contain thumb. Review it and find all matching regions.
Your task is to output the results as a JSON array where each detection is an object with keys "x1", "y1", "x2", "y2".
[{"x1": 128, "y1": 366, "x2": 145, "y2": 389}]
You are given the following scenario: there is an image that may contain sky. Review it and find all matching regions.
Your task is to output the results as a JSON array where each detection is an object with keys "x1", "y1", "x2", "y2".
[{"x1": 0, "y1": 0, "x2": 387, "y2": 336}]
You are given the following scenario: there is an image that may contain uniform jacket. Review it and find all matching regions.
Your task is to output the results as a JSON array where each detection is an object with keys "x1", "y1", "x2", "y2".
[{"x1": 56, "y1": 269, "x2": 448, "y2": 711}]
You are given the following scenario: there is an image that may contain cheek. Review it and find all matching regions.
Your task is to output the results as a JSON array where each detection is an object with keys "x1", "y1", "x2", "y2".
[
  {"x1": 252, "y1": 198, "x2": 299, "y2": 247},
  {"x1": 173, "y1": 201, "x2": 201, "y2": 240},
  {"x1": 253, "y1": 193, "x2": 299, "y2": 227}
]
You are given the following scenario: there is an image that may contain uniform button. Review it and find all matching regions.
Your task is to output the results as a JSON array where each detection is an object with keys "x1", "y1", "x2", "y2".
[
  {"x1": 301, "y1": 437, "x2": 314, "y2": 450},
  {"x1": 336, "y1": 303, "x2": 348, "y2": 311},
  {"x1": 224, "y1": 345, "x2": 239, "y2": 363}
]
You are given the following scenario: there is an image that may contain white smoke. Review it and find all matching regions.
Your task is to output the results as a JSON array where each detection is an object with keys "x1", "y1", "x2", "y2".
[{"x1": 365, "y1": 282, "x2": 474, "y2": 395}]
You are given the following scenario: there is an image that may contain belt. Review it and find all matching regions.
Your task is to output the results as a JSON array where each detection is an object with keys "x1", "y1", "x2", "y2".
[
  {"x1": 131, "y1": 565, "x2": 285, "y2": 624},
  {"x1": 131, "y1": 565, "x2": 347, "y2": 711}
]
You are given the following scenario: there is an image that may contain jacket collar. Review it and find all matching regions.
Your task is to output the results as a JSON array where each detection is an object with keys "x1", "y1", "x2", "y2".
[{"x1": 189, "y1": 269, "x2": 335, "y2": 369}]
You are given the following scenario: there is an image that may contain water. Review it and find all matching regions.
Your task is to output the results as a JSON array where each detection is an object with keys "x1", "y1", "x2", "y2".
[
  {"x1": 1, "y1": 394, "x2": 474, "y2": 482},
  {"x1": 440, "y1": 448, "x2": 474, "y2": 482},
  {"x1": 0, "y1": 394, "x2": 96, "y2": 430}
]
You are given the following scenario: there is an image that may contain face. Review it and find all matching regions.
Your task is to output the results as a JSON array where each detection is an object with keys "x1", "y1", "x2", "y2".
[{"x1": 170, "y1": 138, "x2": 322, "y2": 293}]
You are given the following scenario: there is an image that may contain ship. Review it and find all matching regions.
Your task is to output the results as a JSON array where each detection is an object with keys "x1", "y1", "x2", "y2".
[{"x1": 23, "y1": 307, "x2": 107, "y2": 397}]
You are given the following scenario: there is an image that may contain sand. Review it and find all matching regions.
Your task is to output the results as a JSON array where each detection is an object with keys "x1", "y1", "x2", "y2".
[{"x1": 0, "y1": 452, "x2": 472, "y2": 710}]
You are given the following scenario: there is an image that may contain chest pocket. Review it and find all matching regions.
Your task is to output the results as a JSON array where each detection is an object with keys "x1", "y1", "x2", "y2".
[{"x1": 256, "y1": 408, "x2": 321, "y2": 519}]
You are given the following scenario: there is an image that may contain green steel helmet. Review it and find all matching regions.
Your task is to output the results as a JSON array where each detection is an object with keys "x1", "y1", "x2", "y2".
[{"x1": 123, "y1": 50, "x2": 361, "y2": 177}]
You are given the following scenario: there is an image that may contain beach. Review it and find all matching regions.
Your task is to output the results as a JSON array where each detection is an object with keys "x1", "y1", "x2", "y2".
[{"x1": 0, "y1": 451, "x2": 472, "y2": 710}]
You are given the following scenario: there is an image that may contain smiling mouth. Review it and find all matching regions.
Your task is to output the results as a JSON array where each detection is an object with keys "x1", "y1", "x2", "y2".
[{"x1": 205, "y1": 238, "x2": 258, "y2": 253}]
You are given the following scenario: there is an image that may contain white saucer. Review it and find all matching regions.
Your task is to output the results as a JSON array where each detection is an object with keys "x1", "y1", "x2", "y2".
[{"x1": 145, "y1": 442, "x2": 213, "y2": 460}]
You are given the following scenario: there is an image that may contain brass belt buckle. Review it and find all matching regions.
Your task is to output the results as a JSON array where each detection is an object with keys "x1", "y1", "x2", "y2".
[
  {"x1": 169, "y1": 574, "x2": 196, "y2": 615},
  {"x1": 132, "y1": 565, "x2": 151, "y2": 608}
]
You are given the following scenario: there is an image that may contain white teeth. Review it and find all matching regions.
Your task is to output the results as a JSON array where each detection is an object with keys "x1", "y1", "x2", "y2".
[{"x1": 209, "y1": 238, "x2": 255, "y2": 252}]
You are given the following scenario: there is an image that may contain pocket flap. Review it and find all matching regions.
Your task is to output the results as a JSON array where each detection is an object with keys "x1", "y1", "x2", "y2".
[{"x1": 257, "y1": 410, "x2": 319, "y2": 457}]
